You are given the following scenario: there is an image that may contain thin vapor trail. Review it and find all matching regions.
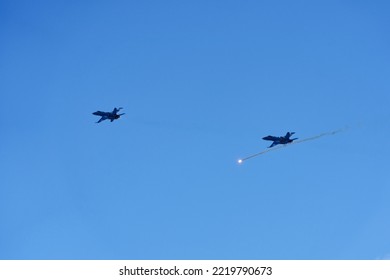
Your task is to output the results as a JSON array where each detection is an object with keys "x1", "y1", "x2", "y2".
[{"x1": 237, "y1": 127, "x2": 347, "y2": 164}]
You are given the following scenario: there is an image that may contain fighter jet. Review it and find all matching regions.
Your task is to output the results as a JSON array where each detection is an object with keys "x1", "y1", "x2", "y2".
[
  {"x1": 92, "y1": 107, "x2": 125, "y2": 123},
  {"x1": 262, "y1": 132, "x2": 298, "y2": 148}
]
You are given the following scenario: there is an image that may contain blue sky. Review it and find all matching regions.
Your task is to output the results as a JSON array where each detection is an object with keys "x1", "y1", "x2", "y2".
[{"x1": 1, "y1": 0, "x2": 389, "y2": 259}]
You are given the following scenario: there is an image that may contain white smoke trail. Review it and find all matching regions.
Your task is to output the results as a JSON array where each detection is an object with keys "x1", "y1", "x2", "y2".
[{"x1": 237, "y1": 127, "x2": 348, "y2": 164}]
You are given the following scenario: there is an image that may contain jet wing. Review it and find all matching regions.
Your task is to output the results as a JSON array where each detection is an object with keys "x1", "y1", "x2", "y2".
[
  {"x1": 96, "y1": 116, "x2": 107, "y2": 123},
  {"x1": 262, "y1": 135, "x2": 280, "y2": 141}
]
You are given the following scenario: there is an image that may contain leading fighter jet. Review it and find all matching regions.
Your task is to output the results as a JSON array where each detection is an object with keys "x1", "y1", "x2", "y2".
[
  {"x1": 92, "y1": 107, "x2": 125, "y2": 123},
  {"x1": 262, "y1": 132, "x2": 298, "y2": 148}
]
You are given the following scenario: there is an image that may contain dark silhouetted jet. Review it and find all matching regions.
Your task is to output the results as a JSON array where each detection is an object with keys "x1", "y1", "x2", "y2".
[
  {"x1": 262, "y1": 132, "x2": 298, "y2": 148},
  {"x1": 93, "y1": 107, "x2": 125, "y2": 123}
]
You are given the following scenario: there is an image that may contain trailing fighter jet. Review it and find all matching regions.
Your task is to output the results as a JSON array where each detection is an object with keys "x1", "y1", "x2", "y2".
[
  {"x1": 262, "y1": 132, "x2": 298, "y2": 148},
  {"x1": 92, "y1": 107, "x2": 125, "y2": 123}
]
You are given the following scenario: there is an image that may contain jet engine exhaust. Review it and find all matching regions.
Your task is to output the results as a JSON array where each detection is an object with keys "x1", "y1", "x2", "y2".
[{"x1": 237, "y1": 127, "x2": 347, "y2": 164}]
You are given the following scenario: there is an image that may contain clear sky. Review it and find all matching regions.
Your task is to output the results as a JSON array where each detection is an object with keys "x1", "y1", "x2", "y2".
[{"x1": 1, "y1": 0, "x2": 389, "y2": 260}]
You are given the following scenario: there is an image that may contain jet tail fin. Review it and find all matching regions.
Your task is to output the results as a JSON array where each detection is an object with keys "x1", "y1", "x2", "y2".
[{"x1": 285, "y1": 132, "x2": 294, "y2": 138}]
